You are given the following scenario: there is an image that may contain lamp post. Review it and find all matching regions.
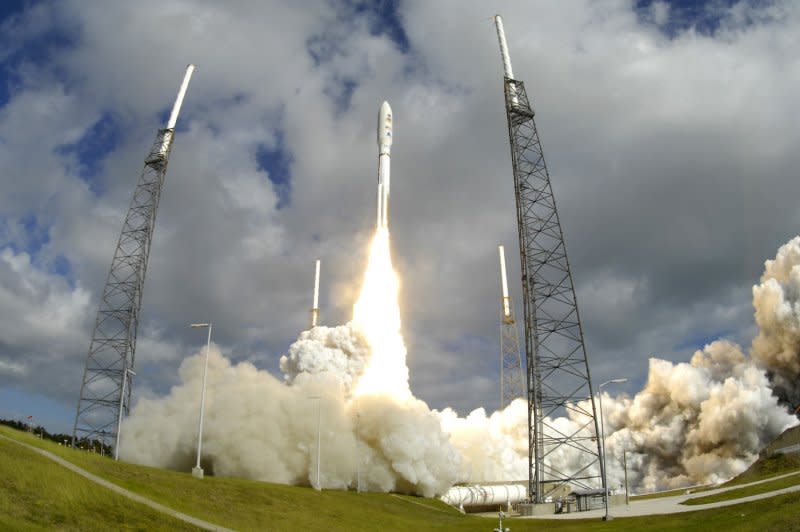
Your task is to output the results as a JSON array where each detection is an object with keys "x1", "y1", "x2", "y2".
[
  {"x1": 190, "y1": 322, "x2": 212, "y2": 479},
  {"x1": 598, "y1": 378, "x2": 627, "y2": 521},
  {"x1": 355, "y1": 411, "x2": 361, "y2": 493},
  {"x1": 623, "y1": 449, "x2": 630, "y2": 505},
  {"x1": 309, "y1": 396, "x2": 321, "y2": 490},
  {"x1": 114, "y1": 367, "x2": 136, "y2": 461}
]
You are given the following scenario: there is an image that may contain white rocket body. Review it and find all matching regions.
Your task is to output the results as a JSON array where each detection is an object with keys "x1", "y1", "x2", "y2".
[{"x1": 377, "y1": 101, "x2": 392, "y2": 229}]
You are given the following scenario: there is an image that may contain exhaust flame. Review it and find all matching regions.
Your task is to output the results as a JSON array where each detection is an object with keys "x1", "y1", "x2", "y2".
[{"x1": 351, "y1": 228, "x2": 410, "y2": 400}]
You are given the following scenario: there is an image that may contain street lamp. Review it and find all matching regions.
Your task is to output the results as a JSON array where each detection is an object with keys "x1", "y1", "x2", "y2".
[
  {"x1": 355, "y1": 411, "x2": 361, "y2": 493},
  {"x1": 114, "y1": 367, "x2": 136, "y2": 461},
  {"x1": 190, "y1": 322, "x2": 212, "y2": 479},
  {"x1": 308, "y1": 396, "x2": 321, "y2": 490},
  {"x1": 598, "y1": 378, "x2": 627, "y2": 521}
]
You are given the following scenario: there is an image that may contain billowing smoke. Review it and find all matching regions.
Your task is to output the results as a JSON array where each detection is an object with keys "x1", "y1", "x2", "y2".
[
  {"x1": 120, "y1": 235, "x2": 800, "y2": 496},
  {"x1": 600, "y1": 340, "x2": 795, "y2": 493},
  {"x1": 752, "y1": 236, "x2": 800, "y2": 410}
]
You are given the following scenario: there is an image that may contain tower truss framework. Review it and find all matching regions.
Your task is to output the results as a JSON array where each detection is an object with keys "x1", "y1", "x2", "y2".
[
  {"x1": 72, "y1": 65, "x2": 195, "y2": 451},
  {"x1": 500, "y1": 309, "x2": 524, "y2": 410},
  {"x1": 502, "y1": 77, "x2": 604, "y2": 503}
]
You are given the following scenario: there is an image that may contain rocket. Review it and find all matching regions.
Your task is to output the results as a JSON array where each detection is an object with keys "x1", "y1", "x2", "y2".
[{"x1": 377, "y1": 101, "x2": 392, "y2": 229}]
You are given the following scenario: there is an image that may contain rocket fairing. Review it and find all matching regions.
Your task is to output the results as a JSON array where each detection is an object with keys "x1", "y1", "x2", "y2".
[{"x1": 377, "y1": 101, "x2": 393, "y2": 229}]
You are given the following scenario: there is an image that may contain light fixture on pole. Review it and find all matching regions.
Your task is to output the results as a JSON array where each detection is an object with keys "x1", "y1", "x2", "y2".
[
  {"x1": 598, "y1": 378, "x2": 627, "y2": 521},
  {"x1": 114, "y1": 367, "x2": 136, "y2": 460},
  {"x1": 308, "y1": 396, "x2": 321, "y2": 490},
  {"x1": 355, "y1": 411, "x2": 361, "y2": 493},
  {"x1": 190, "y1": 322, "x2": 212, "y2": 479}
]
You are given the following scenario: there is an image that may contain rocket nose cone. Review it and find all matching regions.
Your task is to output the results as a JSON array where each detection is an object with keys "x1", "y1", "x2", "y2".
[{"x1": 378, "y1": 100, "x2": 393, "y2": 149}]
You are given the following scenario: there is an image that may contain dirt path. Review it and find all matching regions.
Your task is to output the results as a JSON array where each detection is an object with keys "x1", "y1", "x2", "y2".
[{"x1": 0, "y1": 434, "x2": 233, "y2": 531}]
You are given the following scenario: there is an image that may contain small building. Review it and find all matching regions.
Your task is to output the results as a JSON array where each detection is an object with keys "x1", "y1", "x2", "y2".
[{"x1": 569, "y1": 488, "x2": 606, "y2": 512}]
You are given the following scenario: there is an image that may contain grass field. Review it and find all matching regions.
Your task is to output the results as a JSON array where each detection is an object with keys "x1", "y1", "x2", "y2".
[
  {"x1": 0, "y1": 436, "x2": 200, "y2": 531},
  {"x1": 630, "y1": 484, "x2": 715, "y2": 501},
  {"x1": 682, "y1": 472, "x2": 800, "y2": 506},
  {"x1": 3, "y1": 425, "x2": 800, "y2": 531}
]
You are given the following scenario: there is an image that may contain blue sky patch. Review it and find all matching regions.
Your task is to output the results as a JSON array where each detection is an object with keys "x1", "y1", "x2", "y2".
[
  {"x1": 349, "y1": 0, "x2": 409, "y2": 53},
  {"x1": 256, "y1": 133, "x2": 293, "y2": 210},
  {"x1": 674, "y1": 329, "x2": 730, "y2": 353},
  {"x1": 635, "y1": 0, "x2": 761, "y2": 37},
  {"x1": 0, "y1": 2, "x2": 78, "y2": 106},
  {"x1": 325, "y1": 77, "x2": 358, "y2": 115},
  {"x1": 0, "y1": 386, "x2": 75, "y2": 434},
  {"x1": 55, "y1": 111, "x2": 120, "y2": 195},
  {"x1": 20, "y1": 213, "x2": 49, "y2": 255}
]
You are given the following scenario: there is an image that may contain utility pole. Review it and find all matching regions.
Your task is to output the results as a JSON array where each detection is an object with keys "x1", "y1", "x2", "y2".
[{"x1": 623, "y1": 450, "x2": 630, "y2": 505}]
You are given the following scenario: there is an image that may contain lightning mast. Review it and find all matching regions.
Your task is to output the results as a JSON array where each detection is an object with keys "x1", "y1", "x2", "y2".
[
  {"x1": 498, "y1": 245, "x2": 524, "y2": 410},
  {"x1": 493, "y1": 16, "x2": 603, "y2": 503},
  {"x1": 310, "y1": 259, "x2": 321, "y2": 328},
  {"x1": 72, "y1": 64, "x2": 196, "y2": 452}
]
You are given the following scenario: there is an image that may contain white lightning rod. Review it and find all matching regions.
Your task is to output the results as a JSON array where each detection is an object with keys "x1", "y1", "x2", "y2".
[
  {"x1": 493, "y1": 15, "x2": 519, "y2": 106},
  {"x1": 499, "y1": 245, "x2": 512, "y2": 319},
  {"x1": 310, "y1": 259, "x2": 321, "y2": 328},
  {"x1": 159, "y1": 64, "x2": 196, "y2": 155}
]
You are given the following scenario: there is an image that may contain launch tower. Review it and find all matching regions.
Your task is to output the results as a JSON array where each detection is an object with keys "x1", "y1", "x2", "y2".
[
  {"x1": 72, "y1": 65, "x2": 196, "y2": 453},
  {"x1": 493, "y1": 17, "x2": 603, "y2": 503}
]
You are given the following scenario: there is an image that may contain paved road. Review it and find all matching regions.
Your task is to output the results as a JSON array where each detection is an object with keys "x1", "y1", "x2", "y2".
[
  {"x1": 520, "y1": 470, "x2": 800, "y2": 520},
  {"x1": 1, "y1": 434, "x2": 233, "y2": 531}
]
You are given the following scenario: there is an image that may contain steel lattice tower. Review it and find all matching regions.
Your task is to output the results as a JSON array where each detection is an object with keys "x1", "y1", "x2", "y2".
[
  {"x1": 498, "y1": 245, "x2": 524, "y2": 410},
  {"x1": 493, "y1": 17, "x2": 603, "y2": 503},
  {"x1": 72, "y1": 65, "x2": 195, "y2": 453}
]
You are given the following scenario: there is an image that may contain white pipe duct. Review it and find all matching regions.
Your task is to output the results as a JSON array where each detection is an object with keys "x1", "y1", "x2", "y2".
[{"x1": 441, "y1": 484, "x2": 528, "y2": 509}]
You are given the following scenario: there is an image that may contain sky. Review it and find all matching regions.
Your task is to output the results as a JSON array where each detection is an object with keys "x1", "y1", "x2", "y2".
[{"x1": 0, "y1": 0, "x2": 799, "y2": 434}]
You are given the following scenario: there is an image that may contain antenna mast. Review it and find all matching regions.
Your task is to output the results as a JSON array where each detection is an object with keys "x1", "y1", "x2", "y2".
[
  {"x1": 493, "y1": 15, "x2": 603, "y2": 503},
  {"x1": 310, "y1": 259, "x2": 321, "y2": 328},
  {"x1": 498, "y1": 245, "x2": 525, "y2": 410},
  {"x1": 72, "y1": 64, "x2": 196, "y2": 452}
]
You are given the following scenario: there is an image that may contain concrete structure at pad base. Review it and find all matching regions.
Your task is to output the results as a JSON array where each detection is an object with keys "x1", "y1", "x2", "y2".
[
  {"x1": 517, "y1": 502, "x2": 557, "y2": 516},
  {"x1": 516, "y1": 484, "x2": 625, "y2": 516}
]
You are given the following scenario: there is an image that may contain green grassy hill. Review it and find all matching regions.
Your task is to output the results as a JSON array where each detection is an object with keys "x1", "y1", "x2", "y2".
[
  {"x1": 0, "y1": 435, "x2": 199, "y2": 531},
  {"x1": 2, "y1": 425, "x2": 800, "y2": 531},
  {"x1": 723, "y1": 453, "x2": 800, "y2": 487}
]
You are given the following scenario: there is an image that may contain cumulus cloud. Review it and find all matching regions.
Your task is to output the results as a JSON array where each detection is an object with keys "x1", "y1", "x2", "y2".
[{"x1": 1, "y1": 1, "x2": 800, "y2": 445}]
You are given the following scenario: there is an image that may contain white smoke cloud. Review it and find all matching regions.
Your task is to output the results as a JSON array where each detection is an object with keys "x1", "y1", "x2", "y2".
[
  {"x1": 122, "y1": 236, "x2": 800, "y2": 497},
  {"x1": 122, "y1": 327, "x2": 462, "y2": 497},
  {"x1": 601, "y1": 342, "x2": 795, "y2": 493},
  {"x1": 752, "y1": 236, "x2": 800, "y2": 409}
]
